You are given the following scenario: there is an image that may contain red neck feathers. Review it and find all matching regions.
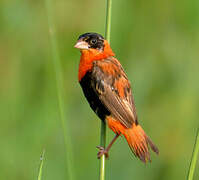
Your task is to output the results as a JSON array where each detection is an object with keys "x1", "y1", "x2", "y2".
[{"x1": 78, "y1": 40, "x2": 115, "y2": 81}]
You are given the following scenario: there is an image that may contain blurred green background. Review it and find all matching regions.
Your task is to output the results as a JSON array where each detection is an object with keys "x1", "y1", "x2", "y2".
[{"x1": 0, "y1": 0, "x2": 199, "y2": 179}]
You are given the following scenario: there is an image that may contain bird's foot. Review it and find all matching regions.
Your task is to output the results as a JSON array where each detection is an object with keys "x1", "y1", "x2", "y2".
[{"x1": 96, "y1": 146, "x2": 109, "y2": 159}]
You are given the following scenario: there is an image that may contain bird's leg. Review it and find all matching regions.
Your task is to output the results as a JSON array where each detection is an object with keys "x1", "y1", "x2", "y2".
[{"x1": 97, "y1": 134, "x2": 120, "y2": 159}]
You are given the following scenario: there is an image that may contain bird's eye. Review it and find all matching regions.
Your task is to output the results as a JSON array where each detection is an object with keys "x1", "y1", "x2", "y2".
[{"x1": 90, "y1": 39, "x2": 97, "y2": 44}]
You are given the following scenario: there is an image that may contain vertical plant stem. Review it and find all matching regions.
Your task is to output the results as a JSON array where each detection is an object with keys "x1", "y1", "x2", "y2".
[
  {"x1": 187, "y1": 128, "x2": 199, "y2": 180},
  {"x1": 99, "y1": 122, "x2": 106, "y2": 180},
  {"x1": 99, "y1": 0, "x2": 112, "y2": 180},
  {"x1": 105, "y1": 0, "x2": 112, "y2": 43},
  {"x1": 45, "y1": 1, "x2": 75, "y2": 180},
  {"x1": 37, "y1": 150, "x2": 45, "y2": 180}
]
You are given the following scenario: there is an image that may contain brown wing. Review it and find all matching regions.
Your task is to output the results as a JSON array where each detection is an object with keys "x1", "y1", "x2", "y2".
[{"x1": 91, "y1": 57, "x2": 137, "y2": 128}]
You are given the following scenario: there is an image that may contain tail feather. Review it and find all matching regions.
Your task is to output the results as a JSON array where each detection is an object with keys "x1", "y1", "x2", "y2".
[{"x1": 124, "y1": 124, "x2": 159, "y2": 163}]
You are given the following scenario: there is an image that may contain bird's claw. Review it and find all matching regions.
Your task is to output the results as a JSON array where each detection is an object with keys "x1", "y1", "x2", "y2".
[{"x1": 96, "y1": 146, "x2": 109, "y2": 159}]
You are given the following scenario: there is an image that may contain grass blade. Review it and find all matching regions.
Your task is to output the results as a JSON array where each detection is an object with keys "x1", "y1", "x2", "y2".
[
  {"x1": 99, "y1": 0, "x2": 112, "y2": 180},
  {"x1": 105, "y1": 0, "x2": 113, "y2": 43},
  {"x1": 37, "y1": 150, "x2": 45, "y2": 180},
  {"x1": 187, "y1": 128, "x2": 199, "y2": 180},
  {"x1": 45, "y1": 0, "x2": 75, "y2": 179},
  {"x1": 99, "y1": 122, "x2": 106, "y2": 180}
]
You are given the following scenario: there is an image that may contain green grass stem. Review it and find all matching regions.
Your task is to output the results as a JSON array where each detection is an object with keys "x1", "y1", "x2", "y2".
[
  {"x1": 45, "y1": 1, "x2": 75, "y2": 179},
  {"x1": 99, "y1": 122, "x2": 106, "y2": 180},
  {"x1": 187, "y1": 128, "x2": 199, "y2": 180},
  {"x1": 99, "y1": 0, "x2": 112, "y2": 180},
  {"x1": 37, "y1": 150, "x2": 45, "y2": 180},
  {"x1": 105, "y1": 0, "x2": 112, "y2": 43}
]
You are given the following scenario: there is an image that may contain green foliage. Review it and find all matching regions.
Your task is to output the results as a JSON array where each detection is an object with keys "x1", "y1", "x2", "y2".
[
  {"x1": 99, "y1": 0, "x2": 112, "y2": 180},
  {"x1": 37, "y1": 150, "x2": 45, "y2": 180},
  {"x1": 45, "y1": 0, "x2": 75, "y2": 179},
  {"x1": 188, "y1": 129, "x2": 199, "y2": 180},
  {"x1": 0, "y1": 0, "x2": 198, "y2": 179}
]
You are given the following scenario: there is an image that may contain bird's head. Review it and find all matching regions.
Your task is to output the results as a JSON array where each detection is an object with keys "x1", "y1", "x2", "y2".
[{"x1": 74, "y1": 32, "x2": 115, "y2": 58}]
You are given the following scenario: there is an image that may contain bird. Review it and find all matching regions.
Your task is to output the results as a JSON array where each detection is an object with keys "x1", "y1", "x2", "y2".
[{"x1": 74, "y1": 32, "x2": 159, "y2": 163}]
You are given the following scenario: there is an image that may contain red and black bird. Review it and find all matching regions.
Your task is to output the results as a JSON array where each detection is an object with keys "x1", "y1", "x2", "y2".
[{"x1": 74, "y1": 32, "x2": 159, "y2": 162}]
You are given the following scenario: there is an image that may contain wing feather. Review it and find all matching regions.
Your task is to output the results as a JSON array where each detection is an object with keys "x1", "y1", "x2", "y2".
[{"x1": 91, "y1": 58, "x2": 137, "y2": 128}]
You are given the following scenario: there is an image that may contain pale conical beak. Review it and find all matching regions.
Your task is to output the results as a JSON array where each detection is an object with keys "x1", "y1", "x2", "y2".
[{"x1": 74, "y1": 40, "x2": 89, "y2": 50}]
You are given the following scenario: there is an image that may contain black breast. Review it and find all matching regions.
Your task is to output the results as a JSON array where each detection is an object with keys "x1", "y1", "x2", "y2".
[{"x1": 79, "y1": 71, "x2": 110, "y2": 121}]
